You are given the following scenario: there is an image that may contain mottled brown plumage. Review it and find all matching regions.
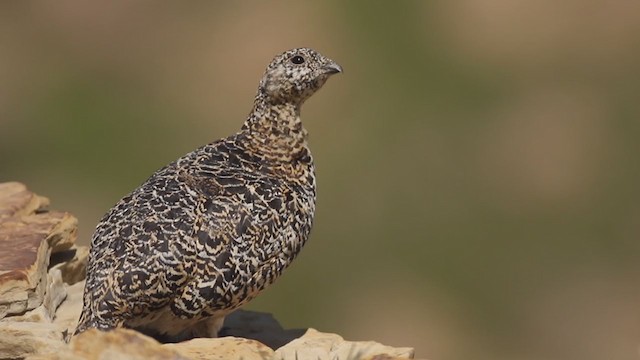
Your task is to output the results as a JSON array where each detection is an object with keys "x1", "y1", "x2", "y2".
[{"x1": 75, "y1": 48, "x2": 341, "y2": 339}]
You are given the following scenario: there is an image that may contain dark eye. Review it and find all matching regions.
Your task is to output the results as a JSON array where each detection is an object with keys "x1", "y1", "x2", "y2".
[{"x1": 290, "y1": 55, "x2": 305, "y2": 64}]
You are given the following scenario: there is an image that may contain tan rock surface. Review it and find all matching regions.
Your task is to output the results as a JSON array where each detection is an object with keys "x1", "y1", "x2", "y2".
[
  {"x1": 0, "y1": 321, "x2": 67, "y2": 360},
  {"x1": 71, "y1": 328, "x2": 190, "y2": 360},
  {"x1": 31, "y1": 328, "x2": 190, "y2": 360},
  {"x1": 0, "y1": 182, "x2": 81, "y2": 359},
  {"x1": 0, "y1": 212, "x2": 77, "y2": 319},
  {"x1": 275, "y1": 328, "x2": 414, "y2": 360},
  {"x1": 6, "y1": 269, "x2": 67, "y2": 323},
  {"x1": 0, "y1": 182, "x2": 49, "y2": 219},
  {"x1": 52, "y1": 281, "x2": 84, "y2": 336},
  {"x1": 50, "y1": 245, "x2": 88, "y2": 285},
  {"x1": 165, "y1": 337, "x2": 274, "y2": 360}
]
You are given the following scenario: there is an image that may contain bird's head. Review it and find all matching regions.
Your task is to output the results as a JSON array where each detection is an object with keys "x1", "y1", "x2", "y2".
[{"x1": 259, "y1": 48, "x2": 342, "y2": 106}]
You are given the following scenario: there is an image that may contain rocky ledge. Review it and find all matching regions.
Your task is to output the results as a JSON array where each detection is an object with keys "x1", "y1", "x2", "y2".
[{"x1": 0, "y1": 182, "x2": 416, "y2": 360}]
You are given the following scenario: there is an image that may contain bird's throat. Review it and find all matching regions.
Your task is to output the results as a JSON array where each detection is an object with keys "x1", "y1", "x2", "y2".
[{"x1": 240, "y1": 97, "x2": 310, "y2": 163}]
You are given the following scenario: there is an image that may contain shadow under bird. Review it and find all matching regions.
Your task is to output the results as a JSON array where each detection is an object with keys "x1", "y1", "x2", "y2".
[{"x1": 75, "y1": 48, "x2": 342, "y2": 340}]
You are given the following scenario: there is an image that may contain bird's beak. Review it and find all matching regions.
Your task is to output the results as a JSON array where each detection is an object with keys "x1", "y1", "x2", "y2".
[{"x1": 322, "y1": 61, "x2": 343, "y2": 75}]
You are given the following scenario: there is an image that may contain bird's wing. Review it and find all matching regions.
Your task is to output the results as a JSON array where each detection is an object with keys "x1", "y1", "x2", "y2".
[
  {"x1": 167, "y1": 167, "x2": 292, "y2": 316},
  {"x1": 80, "y1": 163, "x2": 207, "y2": 328},
  {"x1": 79, "y1": 158, "x2": 291, "y2": 329}
]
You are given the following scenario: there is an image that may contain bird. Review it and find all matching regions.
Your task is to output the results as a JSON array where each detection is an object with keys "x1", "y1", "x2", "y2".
[{"x1": 75, "y1": 48, "x2": 342, "y2": 340}]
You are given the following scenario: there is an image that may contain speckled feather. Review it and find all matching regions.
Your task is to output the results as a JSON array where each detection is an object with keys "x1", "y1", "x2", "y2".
[{"x1": 75, "y1": 48, "x2": 341, "y2": 339}]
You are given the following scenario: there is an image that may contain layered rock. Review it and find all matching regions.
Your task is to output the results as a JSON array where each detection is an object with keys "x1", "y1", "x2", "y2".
[
  {"x1": 0, "y1": 182, "x2": 87, "y2": 359},
  {"x1": 0, "y1": 182, "x2": 78, "y2": 320},
  {"x1": 0, "y1": 182, "x2": 416, "y2": 360}
]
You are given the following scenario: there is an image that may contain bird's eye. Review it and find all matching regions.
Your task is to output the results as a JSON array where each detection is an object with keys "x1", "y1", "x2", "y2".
[{"x1": 290, "y1": 55, "x2": 305, "y2": 65}]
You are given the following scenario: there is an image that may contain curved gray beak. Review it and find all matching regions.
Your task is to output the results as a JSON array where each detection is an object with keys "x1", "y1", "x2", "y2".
[{"x1": 322, "y1": 61, "x2": 343, "y2": 75}]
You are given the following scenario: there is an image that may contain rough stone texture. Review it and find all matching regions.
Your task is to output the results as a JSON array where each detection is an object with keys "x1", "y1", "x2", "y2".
[
  {"x1": 7, "y1": 269, "x2": 67, "y2": 323},
  {"x1": 50, "y1": 245, "x2": 89, "y2": 285},
  {"x1": 70, "y1": 329, "x2": 190, "y2": 360},
  {"x1": 0, "y1": 182, "x2": 49, "y2": 219},
  {"x1": 164, "y1": 337, "x2": 274, "y2": 360},
  {"x1": 53, "y1": 281, "x2": 84, "y2": 337},
  {"x1": 0, "y1": 182, "x2": 80, "y2": 359},
  {"x1": 0, "y1": 321, "x2": 67, "y2": 359},
  {"x1": 0, "y1": 182, "x2": 417, "y2": 360},
  {"x1": 0, "y1": 185, "x2": 77, "y2": 320},
  {"x1": 275, "y1": 329, "x2": 415, "y2": 360},
  {"x1": 29, "y1": 328, "x2": 191, "y2": 360}
]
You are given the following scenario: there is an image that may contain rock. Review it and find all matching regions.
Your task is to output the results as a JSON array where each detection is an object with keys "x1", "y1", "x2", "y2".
[
  {"x1": 0, "y1": 184, "x2": 77, "y2": 321},
  {"x1": 0, "y1": 321, "x2": 67, "y2": 360},
  {"x1": 50, "y1": 245, "x2": 89, "y2": 285},
  {"x1": 0, "y1": 182, "x2": 49, "y2": 219},
  {"x1": 52, "y1": 281, "x2": 84, "y2": 336},
  {"x1": 38, "y1": 304, "x2": 416, "y2": 360},
  {"x1": 6, "y1": 269, "x2": 67, "y2": 323},
  {"x1": 0, "y1": 211, "x2": 77, "y2": 319},
  {"x1": 164, "y1": 337, "x2": 274, "y2": 360},
  {"x1": 0, "y1": 215, "x2": 50, "y2": 319},
  {"x1": 173, "y1": 311, "x2": 415, "y2": 360},
  {"x1": 42, "y1": 269, "x2": 67, "y2": 321},
  {"x1": 70, "y1": 329, "x2": 190, "y2": 360},
  {"x1": 275, "y1": 328, "x2": 415, "y2": 360},
  {"x1": 0, "y1": 182, "x2": 80, "y2": 359},
  {"x1": 31, "y1": 328, "x2": 191, "y2": 360},
  {"x1": 165, "y1": 316, "x2": 415, "y2": 360},
  {"x1": 219, "y1": 311, "x2": 415, "y2": 359}
]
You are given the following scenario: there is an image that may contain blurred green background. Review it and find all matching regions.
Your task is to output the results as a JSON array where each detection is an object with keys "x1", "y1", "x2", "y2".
[{"x1": 2, "y1": 2, "x2": 640, "y2": 359}]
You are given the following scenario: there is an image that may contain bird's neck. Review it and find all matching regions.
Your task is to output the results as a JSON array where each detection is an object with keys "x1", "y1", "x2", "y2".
[{"x1": 239, "y1": 93, "x2": 310, "y2": 163}]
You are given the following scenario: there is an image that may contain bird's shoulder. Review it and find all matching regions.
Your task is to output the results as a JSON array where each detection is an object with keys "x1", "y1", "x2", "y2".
[{"x1": 90, "y1": 136, "x2": 300, "y2": 246}]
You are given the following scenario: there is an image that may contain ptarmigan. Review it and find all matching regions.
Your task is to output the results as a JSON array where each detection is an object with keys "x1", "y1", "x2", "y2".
[{"x1": 75, "y1": 48, "x2": 342, "y2": 340}]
